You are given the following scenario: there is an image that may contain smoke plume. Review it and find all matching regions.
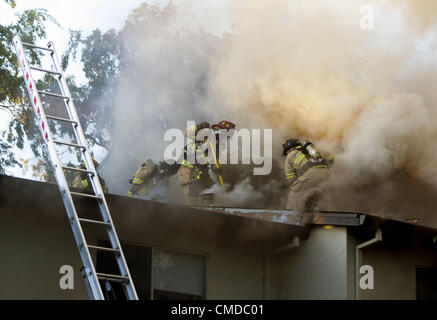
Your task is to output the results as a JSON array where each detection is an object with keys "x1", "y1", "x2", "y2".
[{"x1": 100, "y1": 0, "x2": 437, "y2": 228}]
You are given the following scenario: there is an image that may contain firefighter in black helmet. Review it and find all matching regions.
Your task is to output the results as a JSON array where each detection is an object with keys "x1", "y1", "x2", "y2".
[{"x1": 282, "y1": 138, "x2": 335, "y2": 223}]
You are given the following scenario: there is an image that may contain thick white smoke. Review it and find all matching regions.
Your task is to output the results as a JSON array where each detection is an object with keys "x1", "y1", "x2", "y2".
[{"x1": 101, "y1": 0, "x2": 437, "y2": 227}]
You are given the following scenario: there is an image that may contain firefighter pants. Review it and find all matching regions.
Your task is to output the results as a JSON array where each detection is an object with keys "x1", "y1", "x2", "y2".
[
  {"x1": 178, "y1": 165, "x2": 214, "y2": 206},
  {"x1": 286, "y1": 167, "x2": 332, "y2": 214}
]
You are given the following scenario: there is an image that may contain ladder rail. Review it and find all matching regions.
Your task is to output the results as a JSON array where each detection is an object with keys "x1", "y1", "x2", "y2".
[
  {"x1": 48, "y1": 41, "x2": 138, "y2": 300},
  {"x1": 13, "y1": 35, "x2": 138, "y2": 300}
]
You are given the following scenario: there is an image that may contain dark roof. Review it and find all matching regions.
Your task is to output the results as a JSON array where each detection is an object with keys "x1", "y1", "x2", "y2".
[
  {"x1": 1, "y1": 174, "x2": 436, "y2": 247},
  {"x1": 0, "y1": 174, "x2": 309, "y2": 247}
]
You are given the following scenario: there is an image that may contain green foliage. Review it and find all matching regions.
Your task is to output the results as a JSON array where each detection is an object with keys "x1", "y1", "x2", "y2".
[
  {"x1": 62, "y1": 28, "x2": 120, "y2": 100},
  {"x1": 81, "y1": 29, "x2": 120, "y2": 99},
  {"x1": 61, "y1": 28, "x2": 120, "y2": 151},
  {"x1": 4, "y1": 0, "x2": 16, "y2": 9},
  {"x1": 0, "y1": 2, "x2": 59, "y2": 179},
  {"x1": 61, "y1": 29, "x2": 82, "y2": 71}
]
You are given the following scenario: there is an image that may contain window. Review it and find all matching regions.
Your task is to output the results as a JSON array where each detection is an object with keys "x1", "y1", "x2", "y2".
[
  {"x1": 152, "y1": 248, "x2": 206, "y2": 300},
  {"x1": 95, "y1": 241, "x2": 206, "y2": 300},
  {"x1": 416, "y1": 266, "x2": 437, "y2": 300}
]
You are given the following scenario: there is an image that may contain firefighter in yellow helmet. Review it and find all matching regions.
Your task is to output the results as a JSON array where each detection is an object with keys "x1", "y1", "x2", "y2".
[
  {"x1": 72, "y1": 158, "x2": 108, "y2": 194},
  {"x1": 283, "y1": 138, "x2": 335, "y2": 223}
]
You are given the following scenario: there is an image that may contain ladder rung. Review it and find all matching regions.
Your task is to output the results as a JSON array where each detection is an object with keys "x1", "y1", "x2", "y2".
[
  {"x1": 78, "y1": 218, "x2": 111, "y2": 227},
  {"x1": 88, "y1": 245, "x2": 120, "y2": 253},
  {"x1": 54, "y1": 140, "x2": 86, "y2": 149},
  {"x1": 70, "y1": 192, "x2": 101, "y2": 200},
  {"x1": 46, "y1": 115, "x2": 78, "y2": 125},
  {"x1": 22, "y1": 42, "x2": 53, "y2": 52},
  {"x1": 96, "y1": 273, "x2": 129, "y2": 283},
  {"x1": 62, "y1": 166, "x2": 94, "y2": 175},
  {"x1": 38, "y1": 90, "x2": 70, "y2": 100},
  {"x1": 29, "y1": 66, "x2": 61, "y2": 76}
]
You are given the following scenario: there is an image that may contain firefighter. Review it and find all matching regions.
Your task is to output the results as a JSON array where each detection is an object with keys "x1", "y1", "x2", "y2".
[
  {"x1": 72, "y1": 158, "x2": 108, "y2": 194},
  {"x1": 127, "y1": 159, "x2": 179, "y2": 198},
  {"x1": 178, "y1": 121, "x2": 224, "y2": 206},
  {"x1": 283, "y1": 138, "x2": 335, "y2": 223}
]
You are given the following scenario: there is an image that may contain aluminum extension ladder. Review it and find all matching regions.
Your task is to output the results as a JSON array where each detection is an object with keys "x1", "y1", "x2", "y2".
[{"x1": 12, "y1": 34, "x2": 138, "y2": 300}]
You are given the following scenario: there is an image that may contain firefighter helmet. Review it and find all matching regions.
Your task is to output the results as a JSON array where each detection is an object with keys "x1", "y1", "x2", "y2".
[
  {"x1": 80, "y1": 158, "x2": 100, "y2": 169},
  {"x1": 196, "y1": 121, "x2": 211, "y2": 131},
  {"x1": 282, "y1": 138, "x2": 302, "y2": 156},
  {"x1": 141, "y1": 159, "x2": 154, "y2": 167},
  {"x1": 212, "y1": 120, "x2": 236, "y2": 130},
  {"x1": 184, "y1": 121, "x2": 210, "y2": 137}
]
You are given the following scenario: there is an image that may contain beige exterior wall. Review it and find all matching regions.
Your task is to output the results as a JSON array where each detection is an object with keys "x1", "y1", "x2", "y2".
[
  {"x1": 0, "y1": 176, "x2": 303, "y2": 300},
  {"x1": 269, "y1": 225, "x2": 437, "y2": 300},
  {"x1": 268, "y1": 226, "x2": 348, "y2": 300},
  {"x1": 0, "y1": 207, "x2": 88, "y2": 299},
  {"x1": 2, "y1": 177, "x2": 436, "y2": 300},
  {"x1": 0, "y1": 203, "x2": 272, "y2": 300},
  {"x1": 355, "y1": 239, "x2": 437, "y2": 300}
]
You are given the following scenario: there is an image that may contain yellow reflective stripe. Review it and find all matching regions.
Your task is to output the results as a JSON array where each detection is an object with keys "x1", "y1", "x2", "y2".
[
  {"x1": 286, "y1": 172, "x2": 296, "y2": 180},
  {"x1": 182, "y1": 160, "x2": 194, "y2": 168},
  {"x1": 73, "y1": 182, "x2": 79, "y2": 188},
  {"x1": 132, "y1": 178, "x2": 144, "y2": 185},
  {"x1": 187, "y1": 141, "x2": 197, "y2": 149},
  {"x1": 327, "y1": 154, "x2": 335, "y2": 160},
  {"x1": 82, "y1": 180, "x2": 88, "y2": 187},
  {"x1": 127, "y1": 191, "x2": 133, "y2": 197},
  {"x1": 138, "y1": 186, "x2": 148, "y2": 195},
  {"x1": 312, "y1": 165, "x2": 328, "y2": 169},
  {"x1": 294, "y1": 154, "x2": 306, "y2": 168},
  {"x1": 196, "y1": 171, "x2": 203, "y2": 180}
]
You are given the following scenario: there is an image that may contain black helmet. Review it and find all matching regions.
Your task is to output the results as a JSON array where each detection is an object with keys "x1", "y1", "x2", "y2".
[
  {"x1": 282, "y1": 138, "x2": 302, "y2": 156},
  {"x1": 196, "y1": 121, "x2": 210, "y2": 131},
  {"x1": 141, "y1": 159, "x2": 154, "y2": 167},
  {"x1": 80, "y1": 158, "x2": 100, "y2": 169}
]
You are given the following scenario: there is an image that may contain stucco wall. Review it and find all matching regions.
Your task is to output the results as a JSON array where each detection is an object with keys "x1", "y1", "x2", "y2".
[
  {"x1": 0, "y1": 175, "x2": 305, "y2": 299},
  {"x1": 0, "y1": 206, "x2": 88, "y2": 299},
  {"x1": 269, "y1": 226, "x2": 348, "y2": 300},
  {"x1": 356, "y1": 239, "x2": 437, "y2": 300}
]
